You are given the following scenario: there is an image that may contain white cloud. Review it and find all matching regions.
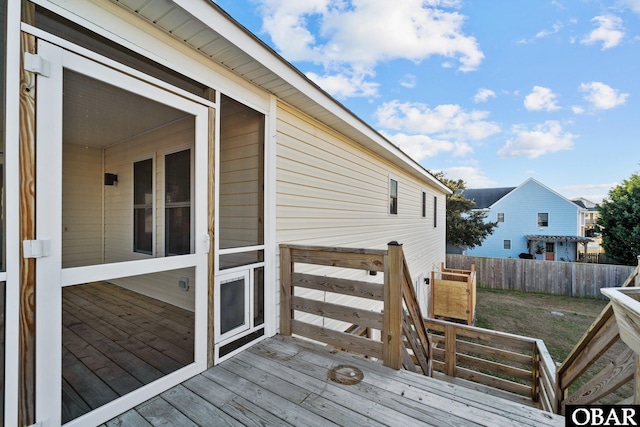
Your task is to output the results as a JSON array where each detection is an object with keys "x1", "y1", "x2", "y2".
[
  {"x1": 580, "y1": 15, "x2": 625, "y2": 50},
  {"x1": 517, "y1": 19, "x2": 572, "y2": 44},
  {"x1": 535, "y1": 22, "x2": 563, "y2": 39},
  {"x1": 474, "y1": 88, "x2": 496, "y2": 103},
  {"x1": 375, "y1": 100, "x2": 501, "y2": 142},
  {"x1": 617, "y1": 0, "x2": 640, "y2": 14},
  {"x1": 524, "y1": 86, "x2": 560, "y2": 111},
  {"x1": 579, "y1": 81, "x2": 629, "y2": 109},
  {"x1": 497, "y1": 121, "x2": 576, "y2": 159},
  {"x1": 571, "y1": 105, "x2": 585, "y2": 114},
  {"x1": 400, "y1": 74, "x2": 417, "y2": 89},
  {"x1": 434, "y1": 166, "x2": 496, "y2": 188},
  {"x1": 306, "y1": 71, "x2": 379, "y2": 98},
  {"x1": 382, "y1": 132, "x2": 472, "y2": 162},
  {"x1": 375, "y1": 100, "x2": 500, "y2": 163},
  {"x1": 561, "y1": 183, "x2": 617, "y2": 204},
  {"x1": 256, "y1": 0, "x2": 484, "y2": 98}
]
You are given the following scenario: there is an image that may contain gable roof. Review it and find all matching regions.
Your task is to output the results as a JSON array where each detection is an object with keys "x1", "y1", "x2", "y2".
[
  {"x1": 105, "y1": 0, "x2": 450, "y2": 194},
  {"x1": 461, "y1": 187, "x2": 516, "y2": 209},
  {"x1": 463, "y1": 178, "x2": 583, "y2": 211},
  {"x1": 571, "y1": 197, "x2": 597, "y2": 210}
]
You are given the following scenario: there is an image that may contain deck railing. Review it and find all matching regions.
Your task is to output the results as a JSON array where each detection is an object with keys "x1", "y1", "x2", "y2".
[
  {"x1": 279, "y1": 242, "x2": 430, "y2": 372},
  {"x1": 425, "y1": 318, "x2": 556, "y2": 410},
  {"x1": 554, "y1": 265, "x2": 640, "y2": 414},
  {"x1": 279, "y1": 243, "x2": 559, "y2": 410}
]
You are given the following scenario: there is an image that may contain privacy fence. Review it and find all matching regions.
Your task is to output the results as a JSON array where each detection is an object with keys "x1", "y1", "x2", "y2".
[{"x1": 446, "y1": 255, "x2": 635, "y2": 298}]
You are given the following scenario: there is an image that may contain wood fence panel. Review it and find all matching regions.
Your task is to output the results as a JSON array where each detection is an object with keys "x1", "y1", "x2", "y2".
[{"x1": 446, "y1": 255, "x2": 635, "y2": 298}]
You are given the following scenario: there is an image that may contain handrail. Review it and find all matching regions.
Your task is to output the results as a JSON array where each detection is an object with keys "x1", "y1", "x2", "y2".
[
  {"x1": 554, "y1": 264, "x2": 640, "y2": 413},
  {"x1": 279, "y1": 242, "x2": 430, "y2": 371},
  {"x1": 424, "y1": 317, "x2": 555, "y2": 410}
]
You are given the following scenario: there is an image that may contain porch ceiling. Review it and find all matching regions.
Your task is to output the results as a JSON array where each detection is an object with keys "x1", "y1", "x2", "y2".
[
  {"x1": 64, "y1": 70, "x2": 190, "y2": 147},
  {"x1": 106, "y1": 0, "x2": 451, "y2": 193}
]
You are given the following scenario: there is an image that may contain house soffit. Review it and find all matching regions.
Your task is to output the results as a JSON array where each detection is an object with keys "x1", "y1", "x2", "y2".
[{"x1": 106, "y1": 0, "x2": 449, "y2": 193}]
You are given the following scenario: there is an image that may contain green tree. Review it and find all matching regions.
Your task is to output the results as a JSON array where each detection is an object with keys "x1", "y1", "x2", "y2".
[
  {"x1": 433, "y1": 172, "x2": 497, "y2": 249},
  {"x1": 596, "y1": 173, "x2": 640, "y2": 265}
]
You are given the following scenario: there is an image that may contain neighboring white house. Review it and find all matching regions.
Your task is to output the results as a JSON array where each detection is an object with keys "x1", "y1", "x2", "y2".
[
  {"x1": 1, "y1": 1, "x2": 449, "y2": 426},
  {"x1": 461, "y1": 178, "x2": 591, "y2": 261}
]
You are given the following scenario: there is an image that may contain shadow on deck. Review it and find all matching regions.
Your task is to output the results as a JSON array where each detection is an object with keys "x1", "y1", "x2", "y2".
[{"x1": 107, "y1": 335, "x2": 564, "y2": 426}]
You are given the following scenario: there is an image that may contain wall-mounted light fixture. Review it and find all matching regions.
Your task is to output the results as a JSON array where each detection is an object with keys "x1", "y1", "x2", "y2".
[{"x1": 104, "y1": 173, "x2": 118, "y2": 186}]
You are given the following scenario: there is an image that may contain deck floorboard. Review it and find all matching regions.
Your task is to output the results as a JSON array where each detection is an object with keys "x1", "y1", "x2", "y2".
[
  {"x1": 109, "y1": 335, "x2": 564, "y2": 426},
  {"x1": 63, "y1": 282, "x2": 564, "y2": 426}
]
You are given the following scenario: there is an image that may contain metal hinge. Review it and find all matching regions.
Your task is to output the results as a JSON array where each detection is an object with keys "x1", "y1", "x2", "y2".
[
  {"x1": 23, "y1": 240, "x2": 50, "y2": 259},
  {"x1": 24, "y1": 52, "x2": 50, "y2": 77}
]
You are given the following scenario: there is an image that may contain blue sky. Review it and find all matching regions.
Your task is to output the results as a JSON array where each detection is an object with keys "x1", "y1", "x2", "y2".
[{"x1": 214, "y1": 0, "x2": 640, "y2": 203}]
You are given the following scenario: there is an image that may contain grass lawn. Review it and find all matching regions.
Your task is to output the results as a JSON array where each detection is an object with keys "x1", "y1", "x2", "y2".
[{"x1": 475, "y1": 287, "x2": 632, "y2": 403}]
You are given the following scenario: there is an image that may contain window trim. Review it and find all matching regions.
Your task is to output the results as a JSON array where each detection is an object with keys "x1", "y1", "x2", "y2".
[
  {"x1": 163, "y1": 147, "x2": 194, "y2": 256},
  {"x1": 537, "y1": 212, "x2": 549, "y2": 227},
  {"x1": 433, "y1": 196, "x2": 438, "y2": 228},
  {"x1": 133, "y1": 157, "x2": 155, "y2": 255},
  {"x1": 497, "y1": 212, "x2": 505, "y2": 223},
  {"x1": 503, "y1": 239, "x2": 511, "y2": 250},
  {"x1": 389, "y1": 176, "x2": 398, "y2": 215}
]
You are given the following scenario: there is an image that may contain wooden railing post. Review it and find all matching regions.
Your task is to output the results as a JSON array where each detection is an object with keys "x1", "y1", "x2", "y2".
[
  {"x1": 531, "y1": 345, "x2": 539, "y2": 402},
  {"x1": 445, "y1": 324, "x2": 457, "y2": 377},
  {"x1": 279, "y1": 245, "x2": 293, "y2": 335},
  {"x1": 466, "y1": 273, "x2": 473, "y2": 325},
  {"x1": 429, "y1": 271, "x2": 435, "y2": 318},
  {"x1": 383, "y1": 242, "x2": 403, "y2": 369},
  {"x1": 635, "y1": 354, "x2": 640, "y2": 404}
]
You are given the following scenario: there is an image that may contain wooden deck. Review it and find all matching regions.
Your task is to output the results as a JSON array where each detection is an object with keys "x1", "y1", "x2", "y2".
[
  {"x1": 63, "y1": 282, "x2": 194, "y2": 424},
  {"x1": 106, "y1": 335, "x2": 564, "y2": 426}
]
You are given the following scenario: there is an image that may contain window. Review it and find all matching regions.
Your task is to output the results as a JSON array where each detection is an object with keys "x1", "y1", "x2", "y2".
[
  {"x1": 133, "y1": 159, "x2": 153, "y2": 254},
  {"x1": 389, "y1": 178, "x2": 398, "y2": 215},
  {"x1": 165, "y1": 149, "x2": 191, "y2": 255},
  {"x1": 497, "y1": 213, "x2": 505, "y2": 222},
  {"x1": 421, "y1": 191, "x2": 427, "y2": 217},
  {"x1": 546, "y1": 242, "x2": 555, "y2": 253},
  {"x1": 538, "y1": 212, "x2": 549, "y2": 227},
  {"x1": 433, "y1": 196, "x2": 438, "y2": 227},
  {"x1": 503, "y1": 240, "x2": 511, "y2": 250}
]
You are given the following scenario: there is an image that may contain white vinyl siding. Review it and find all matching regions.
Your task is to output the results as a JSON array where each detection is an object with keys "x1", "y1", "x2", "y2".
[
  {"x1": 62, "y1": 143, "x2": 103, "y2": 268},
  {"x1": 275, "y1": 102, "x2": 446, "y2": 322},
  {"x1": 104, "y1": 117, "x2": 195, "y2": 310},
  {"x1": 104, "y1": 117, "x2": 194, "y2": 261},
  {"x1": 219, "y1": 99, "x2": 264, "y2": 251}
]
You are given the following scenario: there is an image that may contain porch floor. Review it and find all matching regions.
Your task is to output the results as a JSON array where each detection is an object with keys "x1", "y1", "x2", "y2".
[
  {"x1": 105, "y1": 335, "x2": 564, "y2": 426},
  {"x1": 63, "y1": 282, "x2": 194, "y2": 423}
]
